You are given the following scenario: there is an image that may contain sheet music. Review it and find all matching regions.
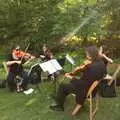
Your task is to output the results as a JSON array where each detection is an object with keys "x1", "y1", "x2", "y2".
[
  {"x1": 50, "y1": 59, "x2": 62, "y2": 71},
  {"x1": 39, "y1": 59, "x2": 62, "y2": 74},
  {"x1": 65, "y1": 54, "x2": 75, "y2": 65},
  {"x1": 39, "y1": 62, "x2": 48, "y2": 72}
]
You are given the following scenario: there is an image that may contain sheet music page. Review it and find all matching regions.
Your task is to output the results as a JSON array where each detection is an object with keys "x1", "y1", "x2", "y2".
[
  {"x1": 46, "y1": 61, "x2": 57, "y2": 74},
  {"x1": 65, "y1": 54, "x2": 75, "y2": 65},
  {"x1": 39, "y1": 62, "x2": 48, "y2": 72},
  {"x1": 50, "y1": 59, "x2": 62, "y2": 71},
  {"x1": 40, "y1": 61, "x2": 57, "y2": 74}
]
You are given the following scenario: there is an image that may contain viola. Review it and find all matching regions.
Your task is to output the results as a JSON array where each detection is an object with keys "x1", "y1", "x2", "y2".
[{"x1": 65, "y1": 59, "x2": 92, "y2": 79}]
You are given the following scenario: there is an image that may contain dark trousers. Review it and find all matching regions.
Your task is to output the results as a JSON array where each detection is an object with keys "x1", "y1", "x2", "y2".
[
  {"x1": 7, "y1": 72, "x2": 17, "y2": 91},
  {"x1": 7, "y1": 71, "x2": 28, "y2": 91},
  {"x1": 55, "y1": 83, "x2": 76, "y2": 106},
  {"x1": 55, "y1": 79, "x2": 90, "y2": 106}
]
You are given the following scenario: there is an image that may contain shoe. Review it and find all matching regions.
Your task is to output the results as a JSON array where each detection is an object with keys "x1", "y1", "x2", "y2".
[
  {"x1": 50, "y1": 105, "x2": 64, "y2": 111},
  {"x1": 17, "y1": 89, "x2": 20, "y2": 93}
]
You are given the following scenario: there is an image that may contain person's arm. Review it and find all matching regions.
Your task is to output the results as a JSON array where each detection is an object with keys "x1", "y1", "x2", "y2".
[
  {"x1": 47, "y1": 50, "x2": 54, "y2": 59},
  {"x1": 101, "y1": 54, "x2": 113, "y2": 64},
  {"x1": 64, "y1": 66, "x2": 83, "y2": 80},
  {"x1": 99, "y1": 46, "x2": 113, "y2": 64},
  {"x1": 6, "y1": 60, "x2": 21, "y2": 66},
  {"x1": 65, "y1": 60, "x2": 91, "y2": 79}
]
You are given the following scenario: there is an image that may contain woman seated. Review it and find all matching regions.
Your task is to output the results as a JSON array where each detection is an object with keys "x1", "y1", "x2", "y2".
[
  {"x1": 50, "y1": 46, "x2": 107, "y2": 116},
  {"x1": 99, "y1": 46, "x2": 114, "y2": 84},
  {"x1": 4, "y1": 45, "x2": 34, "y2": 92},
  {"x1": 40, "y1": 44, "x2": 54, "y2": 61},
  {"x1": 3, "y1": 45, "x2": 34, "y2": 74},
  {"x1": 6, "y1": 60, "x2": 28, "y2": 92}
]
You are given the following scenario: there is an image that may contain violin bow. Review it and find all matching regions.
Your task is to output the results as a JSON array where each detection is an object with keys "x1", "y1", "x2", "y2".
[{"x1": 20, "y1": 43, "x2": 30, "y2": 64}]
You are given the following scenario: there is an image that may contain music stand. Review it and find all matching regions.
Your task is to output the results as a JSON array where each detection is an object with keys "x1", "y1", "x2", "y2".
[
  {"x1": 28, "y1": 63, "x2": 42, "y2": 92},
  {"x1": 39, "y1": 59, "x2": 63, "y2": 94}
]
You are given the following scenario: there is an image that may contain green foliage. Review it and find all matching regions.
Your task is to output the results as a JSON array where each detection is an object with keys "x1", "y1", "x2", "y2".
[{"x1": 0, "y1": 0, "x2": 119, "y2": 58}]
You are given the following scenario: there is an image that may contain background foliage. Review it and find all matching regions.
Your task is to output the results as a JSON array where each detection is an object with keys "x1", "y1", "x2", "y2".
[{"x1": 0, "y1": 0, "x2": 119, "y2": 57}]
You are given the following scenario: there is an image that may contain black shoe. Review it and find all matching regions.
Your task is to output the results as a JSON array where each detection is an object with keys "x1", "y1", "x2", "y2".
[{"x1": 50, "y1": 105, "x2": 64, "y2": 111}]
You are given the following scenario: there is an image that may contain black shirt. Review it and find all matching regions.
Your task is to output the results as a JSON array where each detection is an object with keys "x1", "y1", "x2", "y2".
[
  {"x1": 9, "y1": 63, "x2": 23, "y2": 75},
  {"x1": 71, "y1": 59, "x2": 107, "y2": 89},
  {"x1": 70, "y1": 59, "x2": 107, "y2": 105}
]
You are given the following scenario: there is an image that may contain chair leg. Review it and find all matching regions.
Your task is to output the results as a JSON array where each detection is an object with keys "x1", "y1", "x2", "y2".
[
  {"x1": 92, "y1": 94, "x2": 99, "y2": 119},
  {"x1": 89, "y1": 93, "x2": 99, "y2": 120},
  {"x1": 89, "y1": 93, "x2": 93, "y2": 120}
]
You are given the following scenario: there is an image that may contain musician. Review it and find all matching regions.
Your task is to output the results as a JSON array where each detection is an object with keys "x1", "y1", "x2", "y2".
[
  {"x1": 98, "y1": 46, "x2": 116, "y2": 97},
  {"x1": 6, "y1": 60, "x2": 23, "y2": 92},
  {"x1": 5, "y1": 45, "x2": 34, "y2": 92},
  {"x1": 40, "y1": 44, "x2": 54, "y2": 61},
  {"x1": 99, "y1": 46, "x2": 113, "y2": 66},
  {"x1": 12, "y1": 45, "x2": 35, "y2": 61},
  {"x1": 27, "y1": 44, "x2": 54, "y2": 85},
  {"x1": 99, "y1": 46, "x2": 114, "y2": 82},
  {"x1": 39, "y1": 44, "x2": 56, "y2": 80},
  {"x1": 3, "y1": 45, "x2": 34, "y2": 73},
  {"x1": 50, "y1": 46, "x2": 107, "y2": 115}
]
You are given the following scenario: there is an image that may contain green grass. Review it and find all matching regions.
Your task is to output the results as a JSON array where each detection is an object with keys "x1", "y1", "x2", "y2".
[
  {"x1": 0, "y1": 82, "x2": 120, "y2": 120},
  {"x1": 0, "y1": 57, "x2": 120, "y2": 120}
]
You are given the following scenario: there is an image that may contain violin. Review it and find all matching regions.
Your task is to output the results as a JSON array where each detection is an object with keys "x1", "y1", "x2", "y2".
[
  {"x1": 9, "y1": 44, "x2": 31, "y2": 75},
  {"x1": 65, "y1": 59, "x2": 92, "y2": 79}
]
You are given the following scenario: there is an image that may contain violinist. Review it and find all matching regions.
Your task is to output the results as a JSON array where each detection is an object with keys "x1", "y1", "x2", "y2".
[
  {"x1": 98, "y1": 46, "x2": 116, "y2": 97},
  {"x1": 99, "y1": 46, "x2": 114, "y2": 81},
  {"x1": 3, "y1": 45, "x2": 34, "y2": 73},
  {"x1": 5, "y1": 45, "x2": 34, "y2": 92},
  {"x1": 12, "y1": 45, "x2": 35, "y2": 61},
  {"x1": 50, "y1": 46, "x2": 107, "y2": 115},
  {"x1": 99, "y1": 46, "x2": 113, "y2": 66}
]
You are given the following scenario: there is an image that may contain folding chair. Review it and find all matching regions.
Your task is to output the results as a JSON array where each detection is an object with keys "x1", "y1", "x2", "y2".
[
  {"x1": 87, "y1": 80, "x2": 100, "y2": 120},
  {"x1": 71, "y1": 80, "x2": 101, "y2": 118}
]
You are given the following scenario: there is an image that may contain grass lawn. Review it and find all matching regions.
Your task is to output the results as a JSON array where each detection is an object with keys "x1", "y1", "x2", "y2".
[
  {"x1": 0, "y1": 82, "x2": 120, "y2": 120},
  {"x1": 0, "y1": 57, "x2": 120, "y2": 120}
]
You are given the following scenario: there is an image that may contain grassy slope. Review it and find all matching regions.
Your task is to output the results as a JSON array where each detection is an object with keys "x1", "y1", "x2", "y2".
[{"x1": 0, "y1": 56, "x2": 120, "y2": 120}]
